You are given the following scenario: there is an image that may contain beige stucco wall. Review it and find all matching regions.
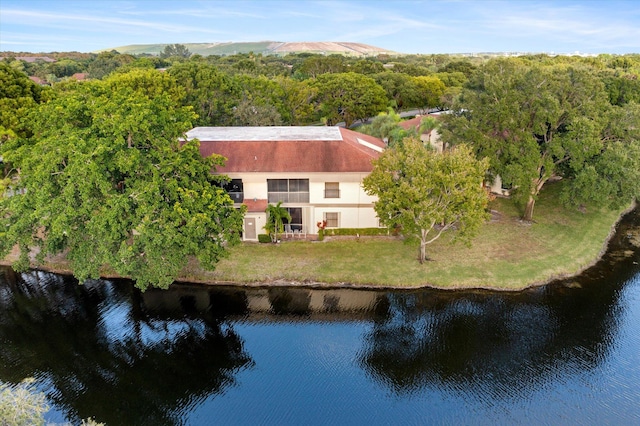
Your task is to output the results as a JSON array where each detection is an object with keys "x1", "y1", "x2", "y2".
[
  {"x1": 244, "y1": 211, "x2": 267, "y2": 240},
  {"x1": 225, "y1": 172, "x2": 381, "y2": 240},
  {"x1": 420, "y1": 128, "x2": 444, "y2": 153},
  {"x1": 487, "y1": 174, "x2": 511, "y2": 197}
]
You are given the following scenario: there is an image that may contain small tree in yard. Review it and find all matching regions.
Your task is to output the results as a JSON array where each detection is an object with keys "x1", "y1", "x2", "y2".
[
  {"x1": 264, "y1": 202, "x2": 291, "y2": 243},
  {"x1": 363, "y1": 138, "x2": 489, "y2": 264}
]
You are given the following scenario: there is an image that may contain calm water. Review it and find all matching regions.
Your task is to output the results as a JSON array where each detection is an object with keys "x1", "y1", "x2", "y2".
[{"x1": 1, "y1": 210, "x2": 639, "y2": 425}]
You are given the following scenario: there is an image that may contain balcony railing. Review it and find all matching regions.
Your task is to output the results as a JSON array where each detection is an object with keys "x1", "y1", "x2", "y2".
[
  {"x1": 268, "y1": 192, "x2": 310, "y2": 203},
  {"x1": 228, "y1": 192, "x2": 244, "y2": 202}
]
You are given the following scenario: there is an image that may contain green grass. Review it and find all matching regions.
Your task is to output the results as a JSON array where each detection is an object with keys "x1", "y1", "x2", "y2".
[
  {"x1": 188, "y1": 181, "x2": 627, "y2": 290},
  {"x1": 2, "y1": 181, "x2": 628, "y2": 291}
]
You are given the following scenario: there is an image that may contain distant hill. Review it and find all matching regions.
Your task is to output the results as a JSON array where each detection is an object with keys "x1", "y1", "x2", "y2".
[{"x1": 100, "y1": 41, "x2": 397, "y2": 57}]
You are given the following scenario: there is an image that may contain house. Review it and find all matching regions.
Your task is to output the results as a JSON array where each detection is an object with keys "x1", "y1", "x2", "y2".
[
  {"x1": 185, "y1": 126, "x2": 386, "y2": 241},
  {"x1": 399, "y1": 114, "x2": 510, "y2": 196},
  {"x1": 28, "y1": 76, "x2": 49, "y2": 86},
  {"x1": 398, "y1": 114, "x2": 444, "y2": 152},
  {"x1": 71, "y1": 73, "x2": 89, "y2": 81}
]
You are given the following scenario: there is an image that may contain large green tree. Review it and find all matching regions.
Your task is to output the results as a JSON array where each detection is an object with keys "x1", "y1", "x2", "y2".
[
  {"x1": 372, "y1": 72, "x2": 418, "y2": 111},
  {"x1": 160, "y1": 43, "x2": 192, "y2": 59},
  {"x1": 312, "y1": 72, "x2": 387, "y2": 127},
  {"x1": 0, "y1": 62, "x2": 46, "y2": 139},
  {"x1": 274, "y1": 76, "x2": 318, "y2": 125},
  {"x1": 0, "y1": 63, "x2": 48, "y2": 195},
  {"x1": 442, "y1": 59, "x2": 640, "y2": 221},
  {"x1": 168, "y1": 62, "x2": 240, "y2": 126},
  {"x1": 363, "y1": 139, "x2": 489, "y2": 264},
  {"x1": 297, "y1": 55, "x2": 345, "y2": 78},
  {"x1": 231, "y1": 74, "x2": 286, "y2": 125},
  {"x1": 410, "y1": 75, "x2": 446, "y2": 113},
  {"x1": 87, "y1": 51, "x2": 135, "y2": 80},
  {"x1": 0, "y1": 70, "x2": 244, "y2": 290},
  {"x1": 603, "y1": 72, "x2": 640, "y2": 106}
]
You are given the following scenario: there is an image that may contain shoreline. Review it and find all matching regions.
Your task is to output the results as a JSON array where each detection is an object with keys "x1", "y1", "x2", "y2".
[{"x1": 2, "y1": 202, "x2": 638, "y2": 293}]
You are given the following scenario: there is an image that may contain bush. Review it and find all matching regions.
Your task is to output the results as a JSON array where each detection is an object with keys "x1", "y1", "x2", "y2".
[
  {"x1": 258, "y1": 234, "x2": 271, "y2": 243},
  {"x1": 0, "y1": 378, "x2": 49, "y2": 426},
  {"x1": 322, "y1": 227, "x2": 395, "y2": 237},
  {"x1": 0, "y1": 380, "x2": 105, "y2": 426}
]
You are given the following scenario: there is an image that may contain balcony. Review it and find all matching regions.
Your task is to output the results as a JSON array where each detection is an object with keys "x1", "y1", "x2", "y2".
[
  {"x1": 228, "y1": 192, "x2": 244, "y2": 202},
  {"x1": 267, "y1": 192, "x2": 310, "y2": 203}
]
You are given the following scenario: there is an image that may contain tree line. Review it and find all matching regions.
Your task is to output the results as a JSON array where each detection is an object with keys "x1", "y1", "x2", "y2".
[
  {"x1": 2, "y1": 49, "x2": 472, "y2": 127},
  {"x1": 4, "y1": 49, "x2": 639, "y2": 128},
  {"x1": 363, "y1": 55, "x2": 640, "y2": 263}
]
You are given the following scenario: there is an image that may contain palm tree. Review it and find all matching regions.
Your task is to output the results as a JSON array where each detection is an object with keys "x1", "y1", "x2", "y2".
[
  {"x1": 419, "y1": 116, "x2": 442, "y2": 151},
  {"x1": 360, "y1": 108, "x2": 413, "y2": 146},
  {"x1": 264, "y1": 202, "x2": 291, "y2": 243}
]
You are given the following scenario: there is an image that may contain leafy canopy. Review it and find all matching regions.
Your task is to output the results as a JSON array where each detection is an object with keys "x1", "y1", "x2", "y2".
[
  {"x1": 0, "y1": 69, "x2": 244, "y2": 290},
  {"x1": 312, "y1": 72, "x2": 387, "y2": 127},
  {"x1": 363, "y1": 139, "x2": 489, "y2": 263},
  {"x1": 160, "y1": 43, "x2": 192, "y2": 59},
  {"x1": 0, "y1": 62, "x2": 47, "y2": 139},
  {"x1": 358, "y1": 108, "x2": 416, "y2": 146},
  {"x1": 442, "y1": 58, "x2": 640, "y2": 221}
]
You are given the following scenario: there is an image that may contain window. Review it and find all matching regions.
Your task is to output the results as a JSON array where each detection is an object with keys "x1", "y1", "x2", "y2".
[
  {"x1": 267, "y1": 179, "x2": 309, "y2": 203},
  {"x1": 324, "y1": 212, "x2": 339, "y2": 228},
  {"x1": 267, "y1": 179, "x2": 288, "y2": 193},
  {"x1": 285, "y1": 208, "x2": 303, "y2": 231},
  {"x1": 223, "y1": 179, "x2": 244, "y2": 202},
  {"x1": 324, "y1": 182, "x2": 340, "y2": 198}
]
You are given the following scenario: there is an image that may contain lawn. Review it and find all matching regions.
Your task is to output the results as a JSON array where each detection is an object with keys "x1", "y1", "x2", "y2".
[
  {"x1": 186, "y1": 181, "x2": 629, "y2": 290},
  {"x1": 2, "y1": 181, "x2": 628, "y2": 291}
]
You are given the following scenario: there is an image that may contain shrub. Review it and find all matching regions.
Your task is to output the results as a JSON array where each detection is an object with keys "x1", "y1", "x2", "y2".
[
  {"x1": 0, "y1": 378, "x2": 49, "y2": 426},
  {"x1": 322, "y1": 227, "x2": 395, "y2": 237},
  {"x1": 258, "y1": 234, "x2": 271, "y2": 243},
  {"x1": 0, "y1": 379, "x2": 105, "y2": 426}
]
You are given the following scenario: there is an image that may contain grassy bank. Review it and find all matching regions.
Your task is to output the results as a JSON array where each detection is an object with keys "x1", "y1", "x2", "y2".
[
  {"x1": 186, "y1": 182, "x2": 628, "y2": 290},
  {"x1": 1, "y1": 181, "x2": 628, "y2": 291}
]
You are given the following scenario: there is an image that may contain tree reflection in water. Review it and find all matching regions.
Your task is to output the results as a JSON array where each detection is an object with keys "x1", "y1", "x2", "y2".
[
  {"x1": 0, "y1": 268, "x2": 253, "y2": 426},
  {"x1": 0, "y1": 206, "x2": 637, "y2": 424},
  {"x1": 358, "y1": 221, "x2": 640, "y2": 401}
]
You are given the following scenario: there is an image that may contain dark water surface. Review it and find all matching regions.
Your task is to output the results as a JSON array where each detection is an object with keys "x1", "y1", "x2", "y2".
[{"x1": 1, "y1": 210, "x2": 640, "y2": 425}]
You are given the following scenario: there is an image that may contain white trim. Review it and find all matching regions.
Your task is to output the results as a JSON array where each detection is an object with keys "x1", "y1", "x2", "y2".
[
  {"x1": 186, "y1": 126, "x2": 342, "y2": 141},
  {"x1": 356, "y1": 137, "x2": 383, "y2": 153}
]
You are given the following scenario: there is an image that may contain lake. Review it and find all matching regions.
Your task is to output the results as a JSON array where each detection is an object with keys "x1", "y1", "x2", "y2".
[{"x1": 1, "y1": 208, "x2": 639, "y2": 425}]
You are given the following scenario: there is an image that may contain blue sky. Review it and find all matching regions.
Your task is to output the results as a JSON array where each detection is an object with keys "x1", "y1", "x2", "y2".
[{"x1": 1, "y1": 0, "x2": 639, "y2": 54}]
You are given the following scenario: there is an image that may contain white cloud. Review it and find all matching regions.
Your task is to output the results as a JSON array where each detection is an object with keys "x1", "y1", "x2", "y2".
[
  {"x1": 1, "y1": 8, "x2": 223, "y2": 35},
  {"x1": 443, "y1": 1, "x2": 640, "y2": 52}
]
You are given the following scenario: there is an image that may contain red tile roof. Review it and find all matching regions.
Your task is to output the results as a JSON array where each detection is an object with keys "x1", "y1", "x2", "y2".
[
  {"x1": 398, "y1": 114, "x2": 441, "y2": 132},
  {"x1": 28, "y1": 76, "x2": 48, "y2": 85},
  {"x1": 242, "y1": 198, "x2": 268, "y2": 212},
  {"x1": 187, "y1": 127, "x2": 385, "y2": 173},
  {"x1": 15, "y1": 56, "x2": 56, "y2": 63}
]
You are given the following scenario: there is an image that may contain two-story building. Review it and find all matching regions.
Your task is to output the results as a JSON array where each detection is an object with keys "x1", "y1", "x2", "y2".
[{"x1": 186, "y1": 126, "x2": 386, "y2": 241}]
